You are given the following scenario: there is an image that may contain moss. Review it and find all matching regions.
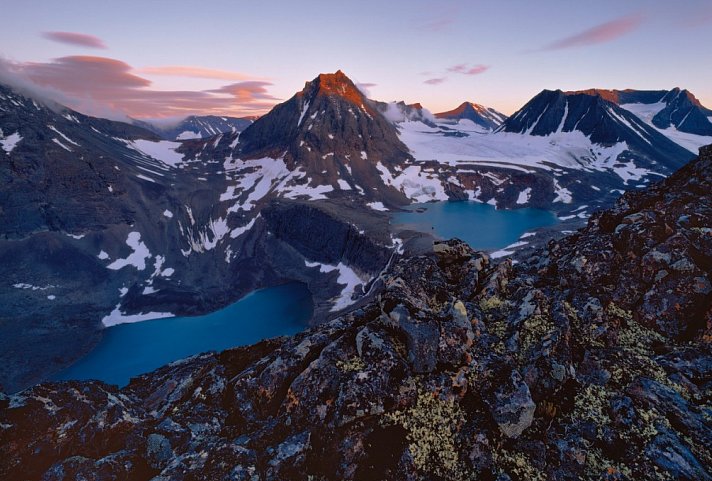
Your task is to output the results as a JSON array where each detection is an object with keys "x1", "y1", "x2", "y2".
[
  {"x1": 336, "y1": 356, "x2": 366, "y2": 373},
  {"x1": 488, "y1": 318, "x2": 509, "y2": 339},
  {"x1": 564, "y1": 300, "x2": 605, "y2": 348},
  {"x1": 519, "y1": 314, "x2": 555, "y2": 360},
  {"x1": 573, "y1": 384, "x2": 611, "y2": 426},
  {"x1": 480, "y1": 295, "x2": 504, "y2": 312},
  {"x1": 583, "y1": 445, "x2": 632, "y2": 480},
  {"x1": 492, "y1": 449, "x2": 546, "y2": 481},
  {"x1": 382, "y1": 390, "x2": 468, "y2": 479},
  {"x1": 610, "y1": 302, "x2": 666, "y2": 357}
]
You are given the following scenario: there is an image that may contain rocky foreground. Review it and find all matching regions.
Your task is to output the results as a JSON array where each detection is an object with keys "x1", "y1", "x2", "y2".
[{"x1": 2, "y1": 147, "x2": 712, "y2": 480}]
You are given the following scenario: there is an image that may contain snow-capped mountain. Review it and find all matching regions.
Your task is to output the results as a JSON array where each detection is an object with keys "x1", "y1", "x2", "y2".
[
  {"x1": 435, "y1": 101, "x2": 507, "y2": 130},
  {"x1": 193, "y1": 76, "x2": 700, "y2": 214},
  {"x1": 498, "y1": 89, "x2": 692, "y2": 169},
  {"x1": 1, "y1": 71, "x2": 706, "y2": 392},
  {"x1": 0, "y1": 81, "x2": 396, "y2": 392},
  {"x1": 569, "y1": 88, "x2": 712, "y2": 135},
  {"x1": 572, "y1": 88, "x2": 712, "y2": 153},
  {"x1": 136, "y1": 115, "x2": 254, "y2": 140},
  {"x1": 230, "y1": 70, "x2": 414, "y2": 206}
]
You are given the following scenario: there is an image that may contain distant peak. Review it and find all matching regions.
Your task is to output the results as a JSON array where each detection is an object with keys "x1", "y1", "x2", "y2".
[
  {"x1": 440, "y1": 101, "x2": 486, "y2": 116},
  {"x1": 564, "y1": 88, "x2": 619, "y2": 103}
]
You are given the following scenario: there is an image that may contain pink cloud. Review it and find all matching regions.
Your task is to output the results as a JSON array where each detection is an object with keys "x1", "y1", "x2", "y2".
[
  {"x1": 208, "y1": 81, "x2": 278, "y2": 102},
  {"x1": 137, "y1": 66, "x2": 257, "y2": 81},
  {"x1": 448, "y1": 64, "x2": 490, "y2": 75},
  {"x1": 424, "y1": 77, "x2": 447, "y2": 85},
  {"x1": 42, "y1": 31, "x2": 107, "y2": 49},
  {"x1": 542, "y1": 14, "x2": 644, "y2": 50},
  {"x1": 0, "y1": 56, "x2": 277, "y2": 119}
]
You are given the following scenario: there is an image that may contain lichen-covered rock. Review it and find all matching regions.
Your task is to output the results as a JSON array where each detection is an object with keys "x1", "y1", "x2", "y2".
[
  {"x1": 485, "y1": 369, "x2": 536, "y2": 438},
  {"x1": 2, "y1": 146, "x2": 712, "y2": 480}
]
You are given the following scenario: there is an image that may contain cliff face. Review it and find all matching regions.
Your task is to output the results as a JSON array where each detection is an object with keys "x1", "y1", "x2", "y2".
[{"x1": 2, "y1": 147, "x2": 712, "y2": 480}]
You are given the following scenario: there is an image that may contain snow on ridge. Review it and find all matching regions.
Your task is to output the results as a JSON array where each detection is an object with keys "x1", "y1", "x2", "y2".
[
  {"x1": 48, "y1": 125, "x2": 79, "y2": 146},
  {"x1": 52, "y1": 138, "x2": 73, "y2": 152},
  {"x1": 107, "y1": 232, "x2": 152, "y2": 270},
  {"x1": 298, "y1": 100, "x2": 311, "y2": 126}
]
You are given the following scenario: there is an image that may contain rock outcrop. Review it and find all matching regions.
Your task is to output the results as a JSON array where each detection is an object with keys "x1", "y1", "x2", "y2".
[{"x1": 2, "y1": 145, "x2": 711, "y2": 480}]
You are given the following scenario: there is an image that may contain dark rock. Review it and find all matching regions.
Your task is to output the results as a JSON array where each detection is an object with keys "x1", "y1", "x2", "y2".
[{"x1": 485, "y1": 369, "x2": 536, "y2": 438}]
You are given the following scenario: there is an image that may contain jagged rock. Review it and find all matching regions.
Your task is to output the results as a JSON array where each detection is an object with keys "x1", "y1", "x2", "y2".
[{"x1": 485, "y1": 369, "x2": 536, "y2": 438}]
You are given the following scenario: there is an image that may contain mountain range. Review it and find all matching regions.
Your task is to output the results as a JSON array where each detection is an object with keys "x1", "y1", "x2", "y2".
[
  {"x1": 135, "y1": 115, "x2": 254, "y2": 140},
  {"x1": 1, "y1": 70, "x2": 711, "y2": 392}
]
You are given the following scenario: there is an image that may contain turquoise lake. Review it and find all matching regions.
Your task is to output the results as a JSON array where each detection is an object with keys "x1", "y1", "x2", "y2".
[
  {"x1": 55, "y1": 201, "x2": 557, "y2": 387},
  {"x1": 54, "y1": 282, "x2": 313, "y2": 387},
  {"x1": 393, "y1": 201, "x2": 559, "y2": 251}
]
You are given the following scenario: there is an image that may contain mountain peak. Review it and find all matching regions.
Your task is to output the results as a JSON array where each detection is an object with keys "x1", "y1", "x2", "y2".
[
  {"x1": 435, "y1": 101, "x2": 507, "y2": 129},
  {"x1": 300, "y1": 70, "x2": 367, "y2": 106}
]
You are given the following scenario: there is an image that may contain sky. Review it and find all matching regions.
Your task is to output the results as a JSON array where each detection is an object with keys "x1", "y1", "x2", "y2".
[{"x1": 1, "y1": 0, "x2": 711, "y2": 120}]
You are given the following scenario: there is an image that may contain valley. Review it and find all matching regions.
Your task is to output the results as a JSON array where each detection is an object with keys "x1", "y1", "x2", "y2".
[{"x1": 1, "y1": 71, "x2": 710, "y2": 395}]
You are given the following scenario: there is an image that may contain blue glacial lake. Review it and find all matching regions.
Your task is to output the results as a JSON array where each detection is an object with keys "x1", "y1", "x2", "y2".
[
  {"x1": 393, "y1": 201, "x2": 559, "y2": 251},
  {"x1": 54, "y1": 283, "x2": 313, "y2": 386}
]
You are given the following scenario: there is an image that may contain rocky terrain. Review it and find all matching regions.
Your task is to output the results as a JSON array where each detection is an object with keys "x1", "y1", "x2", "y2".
[
  {"x1": 0, "y1": 81, "x2": 397, "y2": 393},
  {"x1": 2, "y1": 71, "x2": 709, "y2": 397},
  {"x1": 2, "y1": 143, "x2": 710, "y2": 479}
]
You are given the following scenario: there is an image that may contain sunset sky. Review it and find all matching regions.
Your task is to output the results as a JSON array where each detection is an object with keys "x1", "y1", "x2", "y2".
[{"x1": 1, "y1": 0, "x2": 711, "y2": 120}]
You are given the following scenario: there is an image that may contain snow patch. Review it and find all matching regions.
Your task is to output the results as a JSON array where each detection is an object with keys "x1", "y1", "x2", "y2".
[
  {"x1": 129, "y1": 140, "x2": 184, "y2": 167},
  {"x1": 0, "y1": 131, "x2": 23, "y2": 153},
  {"x1": 102, "y1": 305, "x2": 174, "y2": 327},
  {"x1": 367, "y1": 201, "x2": 388, "y2": 211},
  {"x1": 516, "y1": 187, "x2": 532, "y2": 205},
  {"x1": 490, "y1": 241, "x2": 529, "y2": 259},
  {"x1": 176, "y1": 130, "x2": 201, "y2": 140},
  {"x1": 304, "y1": 259, "x2": 369, "y2": 311},
  {"x1": 106, "y1": 232, "x2": 152, "y2": 271}
]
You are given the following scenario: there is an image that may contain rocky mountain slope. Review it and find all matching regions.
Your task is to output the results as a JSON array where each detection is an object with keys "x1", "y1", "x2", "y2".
[
  {"x1": 0, "y1": 82, "x2": 398, "y2": 393},
  {"x1": 3, "y1": 144, "x2": 710, "y2": 480},
  {"x1": 570, "y1": 88, "x2": 712, "y2": 137}
]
